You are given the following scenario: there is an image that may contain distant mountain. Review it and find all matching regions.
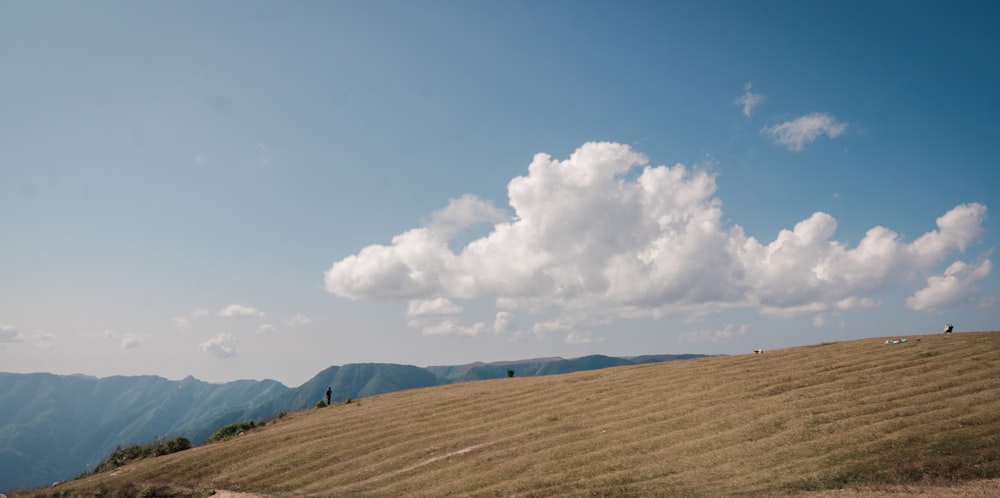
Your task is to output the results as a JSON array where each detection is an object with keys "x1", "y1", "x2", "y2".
[
  {"x1": 426, "y1": 354, "x2": 707, "y2": 382},
  {"x1": 0, "y1": 353, "x2": 708, "y2": 492},
  {"x1": 0, "y1": 373, "x2": 288, "y2": 492},
  {"x1": 244, "y1": 363, "x2": 443, "y2": 420}
]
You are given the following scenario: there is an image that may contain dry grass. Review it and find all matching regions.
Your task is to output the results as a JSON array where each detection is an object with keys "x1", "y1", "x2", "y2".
[{"x1": 15, "y1": 331, "x2": 1000, "y2": 497}]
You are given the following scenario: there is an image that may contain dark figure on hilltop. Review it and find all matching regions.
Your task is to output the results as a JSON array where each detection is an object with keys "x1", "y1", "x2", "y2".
[
  {"x1": 325, "y1": 386, "x2": 332, "y2": 405},
  {"x1": 944, "y1": 324, "x2": 954, "y2": 333}
]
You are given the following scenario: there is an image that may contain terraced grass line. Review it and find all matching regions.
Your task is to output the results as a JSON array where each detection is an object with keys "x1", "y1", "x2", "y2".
[{"x1": 13, "y1": 331, "x2": 1000, "y2": 497}]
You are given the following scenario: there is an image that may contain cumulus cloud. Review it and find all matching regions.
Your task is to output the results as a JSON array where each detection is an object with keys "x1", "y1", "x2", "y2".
[
  {"x1": 734, "y1": 82, "x2": 765, "y2": 118},
  {"x1": 763, "y1": 113, "x2": 847, "y2": 151},
  {"x1": 218, "y1": 304, "x2": 264, "y2": 318},
  {"x1": 906, "y1": 258, "x2": 992, "y2": 311},
  {"x1": 324, "y1": 142, "x2": 989, "y2": 341},
  {"x1": 0, "y1": 324, "x2": 21, "y2": 343},
  {"x1": 199, "y1": 333, "x2": 238, "y2": 359}
]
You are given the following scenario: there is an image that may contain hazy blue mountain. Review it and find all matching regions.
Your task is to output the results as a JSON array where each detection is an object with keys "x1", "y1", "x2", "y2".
[
  {"x1": 244, "y1": 363, "x2": 443, "y2": 420},
  {"x1": 0, "y1": 353, "x2": 709, "y2": 492},
  {"x1": 0, "y1": 372, "x2": 288, "y2": 492},
  {"x1": 426, "y1": 354, "x2": 708, "y2": 382}
]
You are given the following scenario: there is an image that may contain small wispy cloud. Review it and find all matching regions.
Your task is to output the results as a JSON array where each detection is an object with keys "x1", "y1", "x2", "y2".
[
  {"x1": 120, "y1": 335, "x2": 143, "y2": 349},
  {"x1": 763, "y1": 112, "x2": 847, "y2": 151},
  {"x1": 84, "y1": 329, "x2": 145, "y2": 349},
  {"x1": 677, "y1": 324, "x2": 750, "y2": 343},
  {"x1": 734, "y1": 82, "x2": 765, "y2": 118},
  {"x1": 32, "y1": 330, "x2": 55, "y2": 349},
  {"x1": 0, "y1": 324, "x2": 21, "y2": 343},
  {"x1": 405, "y1": 298, "x2": 485, "y2": 336},
  {"x1": 199, "y1": 332, "x2": 238, "y2": 359},
  {"x1": 286, "y1": 314, "x2": 313, "y2": 327},
  {"x1": 173, "y1": 307, "x2": 212, "y2": 328},
  {"x1": 218, "y1": 304, "x2": 264, "y2": 319},
  {"x1": 257, "y1": 143, "x2": 270, "y2": 164}
]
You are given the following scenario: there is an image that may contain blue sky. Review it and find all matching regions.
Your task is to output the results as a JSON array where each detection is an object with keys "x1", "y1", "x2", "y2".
[{"x1": 2, "y1": 1, "x2": 997, "y2": 386}]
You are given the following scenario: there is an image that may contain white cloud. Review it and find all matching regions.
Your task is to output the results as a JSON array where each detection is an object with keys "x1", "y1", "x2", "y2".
[
  {"x1": 32, "y1": 330, "x2": 54, "y2": 349},
  {"x1": 199, "y1": 333, "x2": 238, "y2": 359},
  {"x1": 0, "y1": 324, "x2": 21, "y2": 343},
  {"x1": 286, "y1": 314, "x2": 313, "y2": 327},
  {"x1": 564, "y1": 330, "x2": 597, "y2": 345},
  {"x1": 324, "y1": 142, "x2": 989, "y2": 340},
  {"x1": 84, "y1": 329, "x2": 144, "y2": 349},
  {"x1": 734, "y1": 82, "x2": 765, "y2": 118},
  {"x1": 407, "y1": 298, "x2": 463, "y2": 317},
  {"x1": 174, "y1": 308, "x2": 212, "y2": 328},
  {"x1": 763, "y1": 113, "x2": 847, "y2": 151},
  {"x1": 906, "y1": 258, "x2": 992, "y2": 311},
  {"x1": 120, "y1": 334, "x2": 143, "y2": 349},
  {"x1": 257, "y1": 323, "x2": 275, "y2": 333},
  {"x1": 218, "y1": 304, "x2": 264, "y2": 318},
  {"x1": 493, "y1": 311, "x2": 514, "y2": 334},
  {"x1": 426, "y1": 194, "x2": 510, "y2": 239},
  {"x1": 405, "y1": 298, "x2": 486, "y2": 336},
  {"x1": 678, "y1": 324, "x2": 750, "y2": 343}
]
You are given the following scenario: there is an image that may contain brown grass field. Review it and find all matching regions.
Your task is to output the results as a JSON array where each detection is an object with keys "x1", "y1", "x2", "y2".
[{"x1": 13, "y1": 331, "x2": 1000, "y2": 497}]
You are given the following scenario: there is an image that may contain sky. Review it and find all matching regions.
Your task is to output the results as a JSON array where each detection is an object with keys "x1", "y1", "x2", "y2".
[{"x1": 1, "y1": 1, "x2": 998, "y2": 386}]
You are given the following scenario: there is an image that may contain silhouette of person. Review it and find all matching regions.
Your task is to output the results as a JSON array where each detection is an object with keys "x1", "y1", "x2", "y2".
[{"x1": 325, "y1": 387, "x2": 332, "y2": 405}]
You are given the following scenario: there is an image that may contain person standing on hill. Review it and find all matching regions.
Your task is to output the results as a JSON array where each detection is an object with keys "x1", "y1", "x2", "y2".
[{"x1": 325, "y1": 386, "x2": 332, "y2": 405}]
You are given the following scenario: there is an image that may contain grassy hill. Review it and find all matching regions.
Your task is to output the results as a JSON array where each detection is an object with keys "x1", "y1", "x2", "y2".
[{"x1": 13, "y1": 331, "x2": 1000, "y2": 497}]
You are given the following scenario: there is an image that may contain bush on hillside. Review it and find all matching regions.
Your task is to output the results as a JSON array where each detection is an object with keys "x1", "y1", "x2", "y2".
[
  {"x1": 204, "y1": 420, "x2": 256, "y2": 444},
  {"x1": 86, "y1": 437, "x2": 191, "y2": 475},
  {"x1": 316, "y1": 400, "x2": 327, "y2": 408}
]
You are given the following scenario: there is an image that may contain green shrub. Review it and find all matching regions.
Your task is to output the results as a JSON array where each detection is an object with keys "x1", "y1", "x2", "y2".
[
  {"x1": 316, "y1": 400, "x2": 327, "y2": 408},
  {"x1": 136, "y1": 485, "x2": 170, "y2": 498},
  {"x1": 86, "y1": 437, "x2": 192, "y2": 475},
  {"x1": 204, "y1": 420, "x2": 256, "y2": 444}
]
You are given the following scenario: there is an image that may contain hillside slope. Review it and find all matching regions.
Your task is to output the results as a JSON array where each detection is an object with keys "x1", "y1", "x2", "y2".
[
  {"x1": 15, "y1": 331, "x2": 1000, "y2": 497},
  {"x1": 1, "y1": 355, "x2": 700, "y2": 491}
]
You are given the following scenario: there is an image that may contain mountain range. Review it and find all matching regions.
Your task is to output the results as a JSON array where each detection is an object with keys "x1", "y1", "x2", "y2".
[{"x1": 0, "y1": 353, "x2": 705, "y2": 492}]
